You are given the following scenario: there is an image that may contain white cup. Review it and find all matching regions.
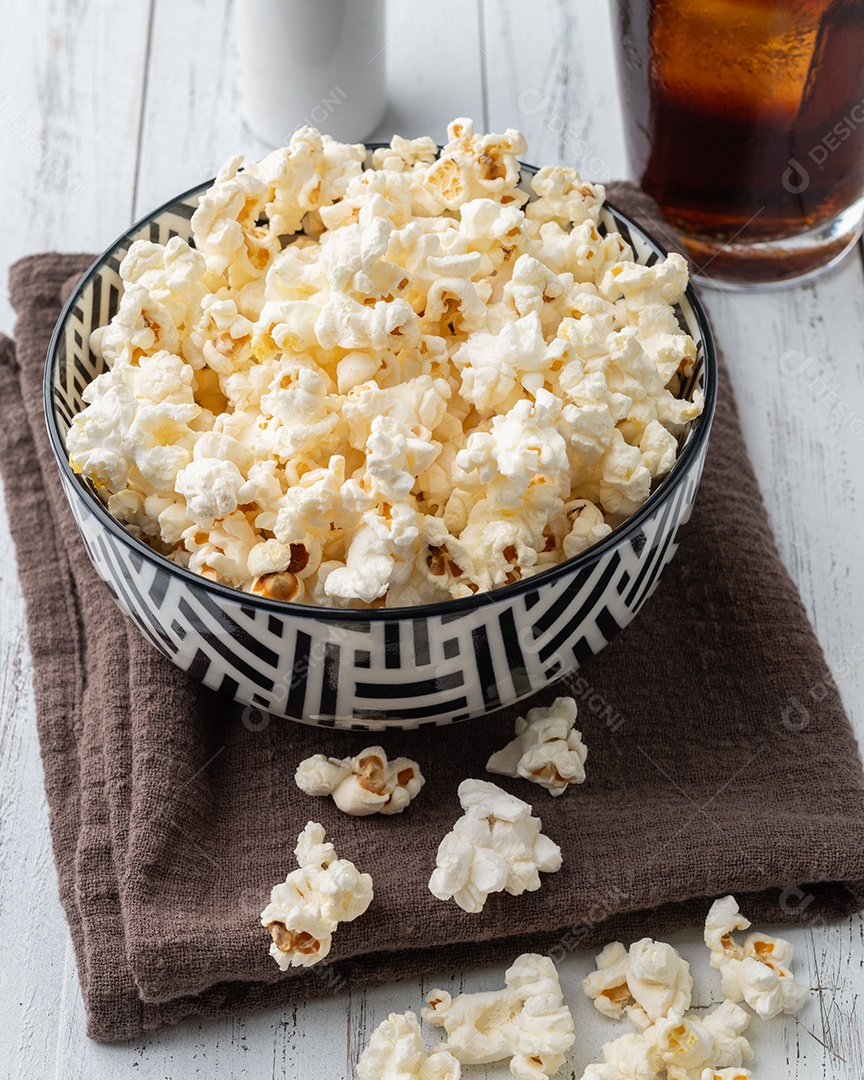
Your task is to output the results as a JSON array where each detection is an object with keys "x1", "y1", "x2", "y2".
[{"x1": 236, "y1": 0, "x2": 388, "y2": 147}]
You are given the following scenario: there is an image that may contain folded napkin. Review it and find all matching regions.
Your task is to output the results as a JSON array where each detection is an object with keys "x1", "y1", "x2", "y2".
[{"x1": 2, "y1": 185, "x2": 863, "y2": 1043}]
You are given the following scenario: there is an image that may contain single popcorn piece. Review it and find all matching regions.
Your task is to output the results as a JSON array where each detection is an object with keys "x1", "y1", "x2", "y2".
[
  {"x1": 700, "y1": 1001, "x2": 753, "y2": 1070},
  {"x1": 428, "y1": 779, "x2": 562, "y2": 913},
  {"x1": 259, "y1": 821, "x2": 372, "y2": 969},
  {"x1": 583, "y1": 938, "x2": 691, "y2": 1025},
  {"x1": 562, "y1": 499, "x2": 613, "y2": 559},
  {"x1": 356, "y1": 1012, "x2": 462, "y2": 1080},
  {"x1": 423, "y1": 953, "x2": 575, "y2": 1079},
  {"x1": 654, "y1": 1011, "x2": 714, "y2": 1075},
  {"x1": 69, "y1": 119, "x2": 703, "y2": 607},
  {"x1": 294, "y1": 746, "x2": 425, "y2": 815},
  {"x1": 626, "y1": 938, "x2": 693, "y2": 1025},
  {"x1": 704, "y1": 896, "x2": 809, "y2": 1019},
  {"x1": 486, "y1": 696, "x2": 587, "y2": 796},
  {"x1": 580, "y1": 1030, "x2": 661, "y2": 1080},
  {"x1": 425, "y1": 117, "x2": 527, "y2": 209},
  {"x1": 67, "y1": 350, "x2": 200, "y2": 492},
  {"x1": 583, "y1": 941, "x2": 632, "y2": 1019},
  {"x1": 654, "y1": 1002, "x2": 753, "y2": 1079}
]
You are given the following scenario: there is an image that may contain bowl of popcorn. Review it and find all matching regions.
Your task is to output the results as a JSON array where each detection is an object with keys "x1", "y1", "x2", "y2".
[{"x1": 45, "y1": 118, "x2": 716, "y2": 729}]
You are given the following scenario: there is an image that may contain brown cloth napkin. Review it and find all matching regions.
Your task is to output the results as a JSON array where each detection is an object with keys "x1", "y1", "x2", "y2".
[{"x1": 2, "y1": 185, "x2": 864, "y2": 1044}]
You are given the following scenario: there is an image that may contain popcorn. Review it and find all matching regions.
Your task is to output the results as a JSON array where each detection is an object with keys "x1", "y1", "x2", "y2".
[
  {"x1": 185, "y1": 292, "x2": 254, "y2": 373},
  {"x1": 428, "y1": 779, "x2": 562, "y2": 913},
  {"x1": 425, "y1": 117, "x2": 527, "y2": 209},
  {"x1": 191, "y1": 153, "x2": 278, "y2": 283},
  {"x1": 68, "y1": 351, "x2": 200, "y2": 492},
  {"x1": 185, "y1": 511, "x2": 259, "y2": 586},
  {"x1": 583, "y1": 938, "x2": 691, "y2": 1024},
  {"x1": 259, "y1": 821, "x2": 372, "y2": 969},
  {"x1": 255, "y1": 127, "x2": 365, "y2": 236},
  {"x1": 563, "y1": 499, "x2": 613, "y2": 559},
  {"x1": 357, "y1": 1012, "x2": 462, "y2": 1080},
  {"x1": 119, "y1": 237, "x2": 210, "y2": 335},
  {"x1": 598, "y1": 430, "x2": 652, "y2": 519},
  {"x1": 581, "y1": 900, "x2": 807, "y2": 1080},
  {"x1": 371, "y1": 134, "x2": 439, "y2": 172},
  {"x1": 295, "y1": 746, "x2": 424, "y2": 815},
  {"x1": 459, "y1": 198, "x2": 527, "y2": 255},
  {"x1": 249, "y1": 537, "x2": 318, "y2": 580},
  {"x1": 700, "y1": 1001, "x2": 753, "y2": 1070},
  {"x1": 580, "y1": 999, "x2": 752, "y2": 1080},
  {"x1": 365, "y1": 415, "x2": 440, "y2": 501},
  {"x1": 601, "y1": 254, "x2": 689, "y2": 311},
  {"x1": 455, "y1": 389, "x2": 569, "y2": 514},
  {"x1": 654, "y1": 1011, "x2": 714, "y2": 1075},
  {"x1": 486, "y1": 696, "x2": 587, "y2": 796},
  {"x1": 453, "y1": 313, "x2": 550, "y2": 411},
  {"x1": 175, "y1": 457, "x2": 246, "y2": 527},
  {"x1": 653, "y1": 1004, "x2": 752, "y2": 1079},
  {"x1": 704, "y1": 896, "x2": 809, "y2": 1019},
  {"x1": 583, "y1": 941, "x2": 632, "y2": 1019},
  {"x1": 639, "y1": 420, "x2": 679, "y2": 479},
  {"x1": 324, "y1": 504, "x2": 420, "y2": 605},
  {"x1": 526, "y1": 165, "x2": 605, "y2": 229},
  {"x1": 89, "y1": 283, "x2": 181, "y2": 368},
  {"x1": 634, "y1": 304, "x2": 696, "y2": 383},
  {"x1": 626, "y1": 939, "x2": 693, "y2": 1024},
  {"x1": 71, "y1": 120, "x2": 702, "y2": 607},
  {"x1": 581, "y1": 1031, "x2": 660, "y2": 1080},
  {"x1": 423, "y1": 953, "x2": 575, "y2": 1078}
]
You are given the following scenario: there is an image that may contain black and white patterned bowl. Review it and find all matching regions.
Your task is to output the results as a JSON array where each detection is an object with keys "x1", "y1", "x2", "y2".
[{"x1": 44, "y1": 161, "x2": 717, "y2": 730}]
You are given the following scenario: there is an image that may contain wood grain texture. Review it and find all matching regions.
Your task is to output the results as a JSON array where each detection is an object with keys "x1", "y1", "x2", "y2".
[
  {"x1": 0, "y1": 0, "x2": 862, "y2": 1076},
  {"x1": 0, "y1": 0, "x2": 153, "y2": 335}
]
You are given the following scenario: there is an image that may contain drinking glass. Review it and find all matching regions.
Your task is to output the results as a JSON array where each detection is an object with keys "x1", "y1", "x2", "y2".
[{"x1": 613, "y1": 0, "x2": 864, "y2": 287}]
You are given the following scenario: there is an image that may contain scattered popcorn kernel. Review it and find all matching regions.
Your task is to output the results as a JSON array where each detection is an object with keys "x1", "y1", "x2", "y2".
[
  {"x1": 654, "y1": 1011, "x2": 714, "y2": 1072},
  {"x1": 69, "y1": 120, "x2": 702, "y2": 607},
  {"x1": 583, "y1": 941, "x2": 632, "y2": 1018},
  {"x1": 259, "y1": 821, "x2": 372, "y2": 969},
  {"x1": 580, "y1": 933, "x2": 765, "y2": 1080},
  {"x1": 626, "y1": 938, "x2": 693, "y2": 1024},
  {"x1": 423, "y1": 953, "x2": 575, "y2": 1078},
  {"x1": 700, "y1": 1001, "x2": 753, "y2": 1070},
  {"x1": 357, "y1": 1011, "x2": 462, "y2": 1080},
  {"x1": 580, "y1": 1031, "x2": 660, "y2": 1080},
  {"x1": 584, "y1": 937, "x2": 692, "y2": 1027},
  {"x1": 428, "y1": 779, "x2": 562, "y2": 913},
  {"x1": 295, "y1": 746, "x2": 425, "y2": 815},
  {"x1": 704, "y1": 896, "x2": 809, "y2": 1019},
  {"x1": 486, "y1": 695, "x2": 587, "y2": 796}
]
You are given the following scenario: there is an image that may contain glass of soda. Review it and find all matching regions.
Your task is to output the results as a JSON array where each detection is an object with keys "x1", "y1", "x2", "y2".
[{"x1": 614, "y1": 0, "x2": 864, "y2": 288}]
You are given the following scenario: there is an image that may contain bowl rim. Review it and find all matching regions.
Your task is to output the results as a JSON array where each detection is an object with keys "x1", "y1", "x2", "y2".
[{"x1": 44, "y1": 164, "x2": 718, "y2": 624}]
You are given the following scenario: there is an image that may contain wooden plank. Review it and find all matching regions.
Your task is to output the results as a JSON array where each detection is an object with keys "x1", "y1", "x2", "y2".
[
  {"x1": 0, "y1": 2, "x2": 152, "y2": 1077},
  {"x1": 483, "y1": 0, "x2": 628, "y2": 179},
  {"x1": 0, "y1": 0, "x2": 153, "y2": 333},
  {"x1": 133, "y1": 0, "x2": 271, "y2": 216},
  {"x1": 368, "y1": 0, "x2": 486, "y2": 143}
]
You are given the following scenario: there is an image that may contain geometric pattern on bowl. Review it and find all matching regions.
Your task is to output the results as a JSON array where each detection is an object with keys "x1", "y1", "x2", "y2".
[{"x1": 46, "y1": 166, "x2": 717, "y2": 729}]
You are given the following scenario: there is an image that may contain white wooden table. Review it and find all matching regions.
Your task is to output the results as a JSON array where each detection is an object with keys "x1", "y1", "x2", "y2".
[{"x1": 1, "y1": 1, "x2": 862, "y2": 1076}]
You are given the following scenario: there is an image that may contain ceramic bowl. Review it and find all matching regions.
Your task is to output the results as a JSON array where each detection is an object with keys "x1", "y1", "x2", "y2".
[{"x1": 44, "y1": 159, "x2": 717, "y2": 729}]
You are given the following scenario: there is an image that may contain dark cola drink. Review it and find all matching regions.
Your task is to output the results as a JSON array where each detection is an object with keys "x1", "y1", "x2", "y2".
[{"x1": 614, "y1": 0, "x2": 864, "y2": 286}]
